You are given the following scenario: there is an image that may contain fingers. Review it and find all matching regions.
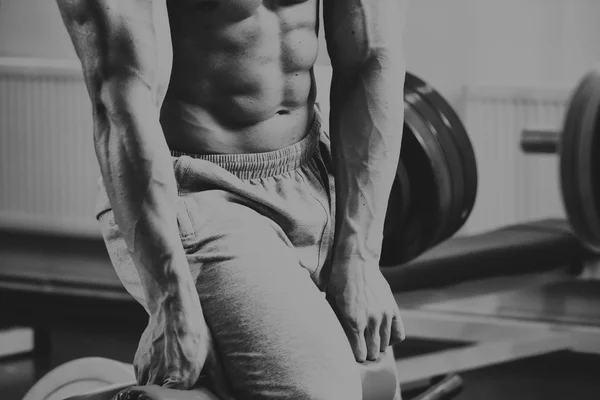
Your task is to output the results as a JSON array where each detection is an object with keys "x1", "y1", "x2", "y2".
[
  {"x1": 349, "y1": 314, "x2": 397, "y2": 363},
  {"x1": 366, "y1": 309, "x2": 402, "y2": 361},
  {"x1": 347, "y1": 327, "x2": 368, "y2": 363},
  {"x1": 115, "y1": 386, "x2": 154, "y2": 400},
  {"x1": 379, "y1": 313, "x2": 392, "y2": 351},
  {"x1": 390, "y1": 310, "x2": 406, "y2": 345},
  {"x1": 365, "y1": 320, "x2": 382, "y2": 361},
  {"x1": 352, "y1": 317, "x2": 389, "y2": 362},
  {"x1": 162, "y1": 377, "x2": 185, "y2": 389},
  {"x1": 114, "y1": 387, "x2": 132, "y2": 400}
]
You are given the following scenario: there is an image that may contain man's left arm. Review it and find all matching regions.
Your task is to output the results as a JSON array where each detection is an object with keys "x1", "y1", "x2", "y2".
[{"x1": 323, "y1": 0, "x2": 408, "y2": 362}]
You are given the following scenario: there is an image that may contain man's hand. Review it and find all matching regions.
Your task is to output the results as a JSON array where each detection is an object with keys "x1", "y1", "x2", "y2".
[
  {"x1": 323, "y1": 0, "x2": 407, "y2": 364},
  {"x1": 327, "y1": 261, "x2": 405, "y2": 363},
  {"x1": 134, "y1": 289, "x2": 209, "y2": 389},
  {"x1": 56, "y1": 0, "x2": 208, "y2": 388}
]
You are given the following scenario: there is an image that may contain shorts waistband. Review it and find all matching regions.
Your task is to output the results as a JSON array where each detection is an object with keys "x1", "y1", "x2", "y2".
[{"x1": 170, "y1": 109, "x2": 322, "y2": 180}]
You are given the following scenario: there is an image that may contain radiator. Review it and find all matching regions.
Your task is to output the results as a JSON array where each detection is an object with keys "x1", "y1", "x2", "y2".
[
  {"x1": 0, "y1": 58, "x2": 575, "y2": 238},
  {"x1": 0, "y1": 58, "x2": 100, "y2": 237},
  {"x1": 461, "y1": 85, "x2": 571, "y2": 234}
]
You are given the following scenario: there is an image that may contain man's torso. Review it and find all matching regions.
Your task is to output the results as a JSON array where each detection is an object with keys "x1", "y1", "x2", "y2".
[{"x1": 161, "y1": 0, "x2": 320, "y2": 155}]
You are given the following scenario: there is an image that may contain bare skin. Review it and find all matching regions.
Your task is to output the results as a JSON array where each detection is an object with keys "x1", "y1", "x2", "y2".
[{"x1": 56, "y1": 0, "x2": 407, "y2": 392}]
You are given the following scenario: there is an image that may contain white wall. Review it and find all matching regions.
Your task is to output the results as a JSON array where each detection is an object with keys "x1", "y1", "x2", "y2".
[
  {"x1": 321, "y1": 0, "x2": 600, "y2": 103},
  {"x1": 409, "y1": 0, "x2": 600, "y2": 98},
  {"x1": 2, "y1": 0, "x2": 600, "y2": 234},
  {"x1": 4, "y1": 0, "x2": 600, "y2": 91},
  {"x1": 0, "y1": 0, "x2": 75, "y2": 59}
]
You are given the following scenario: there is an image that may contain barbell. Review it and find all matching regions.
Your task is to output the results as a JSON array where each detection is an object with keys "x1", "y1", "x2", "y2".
[
  {"x1": 521, "y1": 67, "x2": 600, "y2": 253},
  {"x1": 384, "y1": 65, "x2": 600, "y2": 265},
  {"x1": 381, "y1": 72, "x2": 478, "y2": 266}
]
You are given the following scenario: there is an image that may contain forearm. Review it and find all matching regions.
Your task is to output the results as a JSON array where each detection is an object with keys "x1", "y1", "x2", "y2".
[
  {"x1": 330, "y1": 51, "x2": 406, "y2": 265},
  {"x1": 96, "y1": 79, "x2": 197, "y2": 310}
]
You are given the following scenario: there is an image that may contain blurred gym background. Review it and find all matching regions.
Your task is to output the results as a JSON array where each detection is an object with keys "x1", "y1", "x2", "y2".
[
  {"x1": 2, "y1": 0, "x2": 600, "y2": 399},
  {"x1": 2, "y1": 0, "x2": 600, "y2": 236}
]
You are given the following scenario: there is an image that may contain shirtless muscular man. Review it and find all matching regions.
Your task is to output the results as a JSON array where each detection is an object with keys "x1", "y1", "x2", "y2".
[{"x1": 56, "y1": 0, "x2": 407, "y2": 399}]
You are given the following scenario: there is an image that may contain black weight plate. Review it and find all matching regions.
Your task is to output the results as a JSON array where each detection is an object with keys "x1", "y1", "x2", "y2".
[
  {"x1": 406, "y1": 73, "x2": 477, "y2": 231},
  {"x1": 561, "y1": 68, "x2": 600, "y2": 252},
  {"x1": 404, "y1": 95, "x2": 455, "y2": 248},
  {"x1": 383, "y1": 160, "x2": 411, "y2": 239},
  {"x1": 577, "y1": 73, "x2": 600, "y2": 249},
  {"x1": 399, "y1": 104, "x2": 453, "y2": 259},
  {"x1": 381, "y1": 161, "x2": 412, "y2": 266},
  {"x1": 380, "y1": 122, "x2": 440, "y2": 266},
  {"x1": 397, "y1": 161, "x2": 411, "y2": 225},
  {"x1": 560, "y1": 76, "x2": 587, "y2": 250},
  {"x1": 404, "y1": 83, "x2": 465, "y2": 241},
  {"x1": 561, "y1": 71, "x2": 598, "y2": 251},
  {"x1": 405, "y1": 73, "x2": 478, "y2": 231}
]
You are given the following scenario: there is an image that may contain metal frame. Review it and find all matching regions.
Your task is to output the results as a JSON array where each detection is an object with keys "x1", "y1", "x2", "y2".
[{"x1": 393, "y1": 269, "x2": 600, "y2": 385}]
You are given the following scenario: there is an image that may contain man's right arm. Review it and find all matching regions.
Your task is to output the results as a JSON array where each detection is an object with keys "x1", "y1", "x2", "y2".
[
  {"x1": 56, "y1": 0, "x2": 206, "y2": 387},
  {"x1": 56, "y1": 0, "x2": 195, "y2": 310}
]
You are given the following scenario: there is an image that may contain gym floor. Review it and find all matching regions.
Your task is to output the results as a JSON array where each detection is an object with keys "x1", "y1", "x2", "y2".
[{"x1": 3, "y1": 327, "x2": 600, "y2": 400}]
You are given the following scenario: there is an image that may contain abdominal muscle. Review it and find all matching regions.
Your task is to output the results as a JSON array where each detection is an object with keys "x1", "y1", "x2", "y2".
[{"x1": 161, "y1": 0, "x2": 320, "y2": 155}]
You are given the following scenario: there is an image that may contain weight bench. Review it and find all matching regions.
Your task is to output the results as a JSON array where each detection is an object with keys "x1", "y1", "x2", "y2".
[
  {"x1": 383, "y1": 218, "x2": 587, "y2": 292},
  {"x1": 389, "y1": 218, "x2": 596, "y2": 385}
]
